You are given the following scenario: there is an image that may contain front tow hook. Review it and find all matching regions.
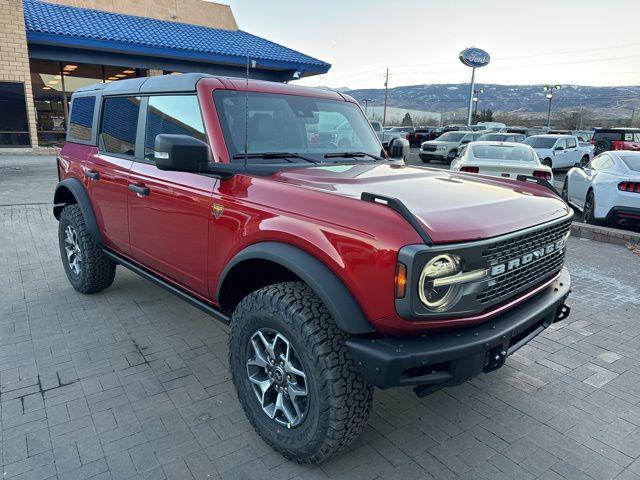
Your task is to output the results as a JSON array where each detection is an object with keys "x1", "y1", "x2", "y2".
[{"x1": 555, "y1": 303, "x2": 571, "y2": 322}]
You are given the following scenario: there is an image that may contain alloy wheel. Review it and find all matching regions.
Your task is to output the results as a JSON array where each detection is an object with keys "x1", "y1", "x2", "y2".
[
  {"x1": 246, "y1": 328, "x2": 309, "y2": 428},
  {"x1": 64, "y1": 225, "x2": 82, "y2": 275}
]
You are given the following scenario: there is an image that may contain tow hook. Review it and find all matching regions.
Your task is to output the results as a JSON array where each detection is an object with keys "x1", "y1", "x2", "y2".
[
  {"x1": 555, "y1": 303, "x2": 571, "y2": 322},
  {"x1": 483, "y1": 346, "x2": 507, "y2": 373}
]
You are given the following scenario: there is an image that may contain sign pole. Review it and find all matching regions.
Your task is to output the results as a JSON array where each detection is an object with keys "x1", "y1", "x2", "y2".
[{"x1": 466, "y1": 67, "x2": 476, "y2": 127}]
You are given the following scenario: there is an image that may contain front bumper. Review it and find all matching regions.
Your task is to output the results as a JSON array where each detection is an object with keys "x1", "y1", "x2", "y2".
[
  {"x1": 346, "y1": 268, "x2": 570, "y2": 391},
  {"x1": 419, "y1": 151, "x2": 446, "y2": 160}
]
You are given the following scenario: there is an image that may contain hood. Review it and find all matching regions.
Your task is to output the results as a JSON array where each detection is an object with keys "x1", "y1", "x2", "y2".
[
  {"x1": 424, "y1": 140, "x2": 454, "y2": 147},
  {"x1": 271, "y1": 163, "x2": 570, "y2": 243}
]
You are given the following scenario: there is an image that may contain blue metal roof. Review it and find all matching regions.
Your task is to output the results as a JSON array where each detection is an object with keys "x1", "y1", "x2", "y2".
[{"x1": 23, "y1": 0, "x2": 330, "y2": 75}]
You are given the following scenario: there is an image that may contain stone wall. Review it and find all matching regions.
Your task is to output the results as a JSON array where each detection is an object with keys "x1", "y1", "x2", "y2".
[{"x1": 0, "y1": 0, "x2": 39, "y2": 147}]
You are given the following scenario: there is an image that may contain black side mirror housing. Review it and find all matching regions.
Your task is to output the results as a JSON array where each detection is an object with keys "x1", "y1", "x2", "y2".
[
  {"x1": 154, "y1": 134, "x2": 210, "y2": 172},
  {"x1": 555, "y1": 145, "x2": 564, "y2": 151},
  {"x1": 387, "y1": 137, "x2": 409, "y2": 160}
]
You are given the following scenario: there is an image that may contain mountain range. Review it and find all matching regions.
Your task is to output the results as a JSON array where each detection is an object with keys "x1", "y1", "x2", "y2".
[{"x1": 333, "y1": 84, "x2": 640, "y2": 119}]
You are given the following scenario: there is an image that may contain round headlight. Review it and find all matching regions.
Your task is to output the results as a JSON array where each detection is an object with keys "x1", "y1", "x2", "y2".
[{"x1": 418, "y1": 254, "x2": 462, "y2": 311}]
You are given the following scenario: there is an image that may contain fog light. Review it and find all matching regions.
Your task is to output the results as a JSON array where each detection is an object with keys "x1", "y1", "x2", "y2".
[{"x1": 418, "y1": 254, "x2": 461, "y2": 310}]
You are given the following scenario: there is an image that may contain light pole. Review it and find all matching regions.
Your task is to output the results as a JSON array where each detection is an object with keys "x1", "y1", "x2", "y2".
[
  {"x1": 361, "y1": 98, "x2": 373, "y2": 116},
  {"x1": 543, "y1": 85, "x2": 561, "y2": 128},
  {"x1": 472, "y1": 88, "x2": 484, "y2": 118}
]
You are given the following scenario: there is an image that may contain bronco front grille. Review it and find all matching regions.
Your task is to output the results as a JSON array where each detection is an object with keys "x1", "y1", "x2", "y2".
[{"x1": 477, "y1": 218, "x2": 572, "y2": 304}]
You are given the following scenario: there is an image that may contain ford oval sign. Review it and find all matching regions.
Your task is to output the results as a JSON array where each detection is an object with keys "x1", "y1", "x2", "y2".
[{"x1": 459, "y1": 48, "x2": 490, "y2": 68}]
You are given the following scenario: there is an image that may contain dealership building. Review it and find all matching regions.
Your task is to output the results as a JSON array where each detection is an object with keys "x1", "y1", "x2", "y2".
[{"x1": 0, "y1": 0, "x2": 330, "y2": 150}]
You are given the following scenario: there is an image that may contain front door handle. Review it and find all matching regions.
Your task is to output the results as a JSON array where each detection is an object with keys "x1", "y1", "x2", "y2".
[
  {"x1": 84, "y1": 169, "x2": 100, "y2": 180},
  {"x1": 128, "y1": 183, "x2": 150, "y2": 196}
]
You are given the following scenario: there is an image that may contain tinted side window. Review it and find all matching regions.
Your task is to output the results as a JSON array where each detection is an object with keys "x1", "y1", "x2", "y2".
[
  {"x1": 566, "y1": 137, "x2": 577, "y2": 148},
  {"x1": 68, "y1": 96, "x2": 96, "y2": 142},
  {"x1": 99, "y1": 97, "x2": 140, "y2": 156},
  {"x1": 144, "y1": 95, "x2": 206, "y2": 160}
]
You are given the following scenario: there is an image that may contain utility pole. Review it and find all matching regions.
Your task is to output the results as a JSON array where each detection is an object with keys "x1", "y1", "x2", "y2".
[{"x1": 382, "y1": 68, "x2": 389, "y2": 127}]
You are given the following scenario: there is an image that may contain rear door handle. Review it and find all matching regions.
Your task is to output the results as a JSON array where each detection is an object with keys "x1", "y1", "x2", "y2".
[
  {"x1": 128, "y1": 183, "x2": 150, "y2": 196},
  {"x1": 84, "y1": 169, "x2": 100, "y2": 180}
]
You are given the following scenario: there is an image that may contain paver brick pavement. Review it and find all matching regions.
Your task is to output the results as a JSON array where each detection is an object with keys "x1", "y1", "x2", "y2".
[{"x1": 1, "y1": 157, "x2": 640, "y2": 479}]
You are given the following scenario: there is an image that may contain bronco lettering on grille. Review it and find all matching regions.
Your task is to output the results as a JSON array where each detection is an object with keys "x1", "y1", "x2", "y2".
[{"x1": 489, "y1": 238, "x2": 565, "y2": 277}]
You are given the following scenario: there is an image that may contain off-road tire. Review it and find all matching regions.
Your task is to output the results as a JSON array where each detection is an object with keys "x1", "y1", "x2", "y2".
[
  {"x1": 580, "y1": 155, "x2": 590, "y2": 167},
  {"x1": 542, "y1": 158, "x2": 552, "y2": 168},
  {"x1": 561, "y1": 178, "x2": 569, "y2": 204},
  {"x1": 58, "y1": 205, "x2": 116, "y2": 294},
  {"x1": 229, "y1": 282, "x2": 373, "y2": 464},
  {"x1": 445, "y1": 149, "x2": 458, "y2": 164},
  {"x1": 420, "y1": 155, "x2": 431, "y2": 163}
]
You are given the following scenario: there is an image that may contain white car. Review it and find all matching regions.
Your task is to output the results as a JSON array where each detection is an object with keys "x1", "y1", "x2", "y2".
[
  {"x1": 562, "y1": 151, "x2": 640, "y2": 226},
  {"x1": 451, "y1": 141, "x2": 553, "y2": 181},
  {"x1": 523, "y1": 134, "x2": 593, "y2": 170}
]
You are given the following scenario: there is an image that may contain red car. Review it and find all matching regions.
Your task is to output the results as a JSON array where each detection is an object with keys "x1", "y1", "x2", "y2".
[{"x1": 54, "y1": 73, "x2": 572, "y2": 463}]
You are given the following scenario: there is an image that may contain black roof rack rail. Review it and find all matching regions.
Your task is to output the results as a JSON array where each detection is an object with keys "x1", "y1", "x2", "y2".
[
  {"x1": 516, "y1": 175, "x2": 560, "y2": 197},
  {"x1": 361, "y1": 192, "x2": 432, "y2": 245}
]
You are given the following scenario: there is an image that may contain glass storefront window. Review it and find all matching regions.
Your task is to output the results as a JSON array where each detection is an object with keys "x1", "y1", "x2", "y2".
[
  {"x1": 30, "y1": 59, "x2": 139, "y2": 147},
  {"x1": 0, "y1": 82, "x2": 30, "y2": 147}
]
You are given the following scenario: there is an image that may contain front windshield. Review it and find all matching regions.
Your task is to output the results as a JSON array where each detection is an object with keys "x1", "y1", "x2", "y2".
[
  {"x1": 437, "y1": 132, "x2": 466, "y2": 142},
  {"x1": 213, "y1": 91, "x2": 381, "y2": 162},
  {"x1": 524, "y1": 137, "x2": 557, "y2": 148},
  {"x1": 471, "y1": 145, "x2": 538, "y2": 162}
]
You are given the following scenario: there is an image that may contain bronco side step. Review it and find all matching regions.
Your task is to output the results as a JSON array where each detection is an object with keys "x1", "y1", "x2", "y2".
[{"x1": 361, "y1": 192, "x2": 433, "y2": 245}]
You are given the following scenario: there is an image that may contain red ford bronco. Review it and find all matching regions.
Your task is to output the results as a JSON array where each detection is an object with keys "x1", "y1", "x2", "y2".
[{"x1": 54, "y1": 73, "x2": 571, "y2": 463}]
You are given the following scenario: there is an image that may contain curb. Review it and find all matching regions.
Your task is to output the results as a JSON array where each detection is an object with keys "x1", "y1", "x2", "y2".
[{"x1": 570, "y1": 221, "x2": 640, "y2": 247}]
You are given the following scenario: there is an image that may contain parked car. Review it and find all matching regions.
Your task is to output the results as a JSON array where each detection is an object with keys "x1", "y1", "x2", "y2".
[
  {"x1": 451, "y1": 141, "x2": 553, "y2": 181},
  {"x1": 54, "y1": 73, "x2": 572, "y2": 463},
  {"x1": 548, "y1": 130, "x2": 593, "y2": 142},
  {"x1": 370, "y1": 120, "x2": 409, "y2": 153},
  {"x1": 442, "y1": 124, "x2": 468, "y2": 133},
  {"x1": 419, "y1": 131, "x2": 484, "y2": 163},
  {"x1": 409, "y1": 126, "x2": 441, "y2": 146},
  {"x1": 523, "y1": 134, "x2": 593, "y2": 169},
  {"x1": 477, "y1": 133, "x2": 525, "y2": 143},
  {"x1": 591, "y1": 128, "x2": 640, "y2": 155},
  {"x1": 562, "y1": 151, "x2": 640, "y2": 226},
  {"x1": 469, "y1": 125, "x2": 488, "y2": 131},
  {"x1": 476, "y1": 121, "x2": 506, "y2": 131}
]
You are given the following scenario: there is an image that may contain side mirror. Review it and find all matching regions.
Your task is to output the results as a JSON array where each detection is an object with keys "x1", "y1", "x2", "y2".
[
  {"x1": 461, "y1": 140, "x2": 470, "y2": 144},
  {"x1": 387, "y1": 137, "x2": 409, "y2": 160},
  {"x1": 154, "y1": 134, "x2": 210, "y2": 172},
  {"x1": 554, "y1": 145, "x2": 564, "y2": 151}
]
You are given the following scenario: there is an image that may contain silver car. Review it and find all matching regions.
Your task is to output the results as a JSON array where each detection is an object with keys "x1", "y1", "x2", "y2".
[{"x1": 419, "y1": 131, "x2": 484, "y2": 164}]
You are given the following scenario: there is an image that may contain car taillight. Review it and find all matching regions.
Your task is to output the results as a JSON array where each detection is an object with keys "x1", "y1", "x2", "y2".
[
  {"x1": 619, "y1": 181, "x2": 640, "y2": 192},
  {"x1": 406, "y1": 133, "x2": 411, "y2": 140},
  {"x1": 460, "y1": 166, "x2": 479, "y2": 173},
  {"x1": 611, "y1": 140, "x2": 626, "y2": 150},
  {"x1": 533, "y1": 170, "x2": 552, "y2": 180},
  {"x1": 590, "y1": 139, "x2": 595, "y2": 145}
]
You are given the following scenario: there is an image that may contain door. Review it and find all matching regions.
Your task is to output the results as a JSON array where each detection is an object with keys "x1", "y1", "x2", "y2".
[
  {"x1": 127, "y1": 95, "x2": 215, "y2": 296},
  {"x1": 563, "y1": 137, "x2": 581, "y2": 167},
  {"x1": 553, "y1": 139, "x2": 572, "y2": 168},
  {"x1": 86, "y1": 96, "x2": 141, "y2": 254}
]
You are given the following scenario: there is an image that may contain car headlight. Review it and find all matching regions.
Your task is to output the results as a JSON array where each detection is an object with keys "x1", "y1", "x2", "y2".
[{"x1": 418, "y1": 254, "x2": 462, "y2": 311}]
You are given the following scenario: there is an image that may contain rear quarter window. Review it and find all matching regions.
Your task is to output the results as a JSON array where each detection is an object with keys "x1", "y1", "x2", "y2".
[{"x1": 68, "y1": 95, "x2": 96, "y2": 143}]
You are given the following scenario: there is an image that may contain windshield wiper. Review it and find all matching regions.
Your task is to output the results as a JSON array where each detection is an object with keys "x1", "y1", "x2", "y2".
[
  {"x1": 323, "y1": 151, "x2": 385, "y2": 161},
  {"x1": 232, "y1": 152, "x2": 319, "y2": 164}
]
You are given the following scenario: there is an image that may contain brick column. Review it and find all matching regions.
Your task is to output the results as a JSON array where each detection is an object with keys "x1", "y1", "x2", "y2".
[{"x1": 0, "y1": 0, "x2": 38, "y2": 148}]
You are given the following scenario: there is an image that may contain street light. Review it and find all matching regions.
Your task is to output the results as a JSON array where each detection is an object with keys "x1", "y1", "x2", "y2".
[
  {"x1": 361, "y1": 98, "x2": 373, "y2": 116},
  {"x1": 473, "y1": 88, "x2": 484, "y2": 117},
  {"x1": 542, "y1": 85, "x2": 561, "y2": 128}
]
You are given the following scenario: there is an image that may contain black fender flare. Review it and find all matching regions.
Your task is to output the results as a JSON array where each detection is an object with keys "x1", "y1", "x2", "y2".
[
  {"x1": 53, "y1": 178, "x2": 103, "y2": 244},
  {"x1": 217, "y1": 242, "x2": 375, "y2": 334}
]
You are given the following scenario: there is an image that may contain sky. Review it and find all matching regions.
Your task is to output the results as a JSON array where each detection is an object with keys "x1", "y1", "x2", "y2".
[{"x1": 226, "y1": 0, "x2": 640, "y2": 89}]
